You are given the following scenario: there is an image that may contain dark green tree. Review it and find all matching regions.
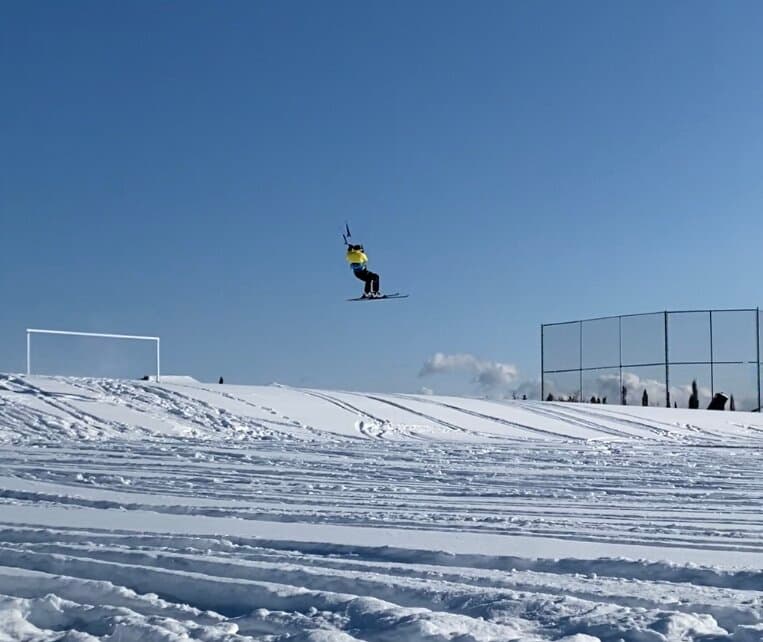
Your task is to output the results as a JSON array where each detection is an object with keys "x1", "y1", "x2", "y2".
[
  {"x1": 642, "y1": 389, "x2": 649, "y2": 406},
  {"x1": 689, "y1": 380, "x2": 699, "y2": 409}
]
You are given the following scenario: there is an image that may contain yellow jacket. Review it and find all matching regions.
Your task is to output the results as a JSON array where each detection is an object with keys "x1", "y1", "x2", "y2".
[{"x1": 346, "y1": 248, "x2": 368, "y2": 269}]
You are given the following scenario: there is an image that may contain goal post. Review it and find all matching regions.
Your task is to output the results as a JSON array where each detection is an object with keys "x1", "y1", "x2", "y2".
[{"x1": 26, "y1": 328, "x2": 161, "y2": 382}]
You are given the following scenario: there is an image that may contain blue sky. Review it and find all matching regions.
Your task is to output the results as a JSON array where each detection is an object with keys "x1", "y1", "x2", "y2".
[{"x1": 2, "y1": 1, "x2": 762, "y2": 395}]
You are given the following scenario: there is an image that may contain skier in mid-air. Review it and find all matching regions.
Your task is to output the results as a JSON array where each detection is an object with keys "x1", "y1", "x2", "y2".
[
  {"x1": 342, "y1": 223, "x2": 406, "y2": 301},
  {"x1": 346, "y1": 242, "x2": 381, "y2": 298}
]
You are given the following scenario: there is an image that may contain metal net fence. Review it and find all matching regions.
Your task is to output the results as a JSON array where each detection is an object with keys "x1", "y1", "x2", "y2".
[{"x1": 541, "y1": 309, "x2": 762, "y2": 411}]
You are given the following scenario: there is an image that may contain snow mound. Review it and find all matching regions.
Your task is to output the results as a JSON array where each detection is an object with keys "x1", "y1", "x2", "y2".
[
  {"x1": 1, "y1": 373, "x2": 762, "y2": 444},
  {"x1": 156, "y1": 375, "x2": 200, "y2": 383}
]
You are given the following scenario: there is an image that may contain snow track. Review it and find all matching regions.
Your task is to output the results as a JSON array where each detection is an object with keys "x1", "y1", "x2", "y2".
[
  {"x1": 2, "y1": 529, "x2": 762, "y2": 641},
  {"x1": 1, "y1": 375, "x2": 763, "y2": 640}
]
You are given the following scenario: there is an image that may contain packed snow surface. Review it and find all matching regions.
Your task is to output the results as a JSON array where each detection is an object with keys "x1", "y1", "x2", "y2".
[{"x1": 1, "y1": 374, "x2": 763, "y2": 641}]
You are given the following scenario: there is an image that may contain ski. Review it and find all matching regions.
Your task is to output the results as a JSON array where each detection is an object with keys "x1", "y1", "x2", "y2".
[{"x1": 347, "y1": 293, "x2": 409, "y2": 302}]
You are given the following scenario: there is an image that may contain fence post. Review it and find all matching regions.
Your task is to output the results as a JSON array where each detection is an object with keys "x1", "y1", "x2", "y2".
[
  {"x1": 579, "y1": 320, "x2": 583, "y2": 403},
  {"x1": 709, "y1": 310, "x2": 714, "y2": 398},
  {"x1": 26, "y1": 331, "x2": 31, "y2": 376},
  {"x1": 540, "y1": 325, "x2": 545, "y2": 402},
  {"x1": 757, "y1": 308, "x2": 761, "y2": 412},
  {"x1": 664, "y1": 311, "x2": 671, "y2": 408},
  {"x1": 618, "y1": 315, "x2": 623, "y2": 402}
]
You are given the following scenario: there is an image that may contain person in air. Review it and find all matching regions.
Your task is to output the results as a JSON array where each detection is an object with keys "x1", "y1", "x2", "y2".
[{"x1": 346, "y1": 243, "x2": 381, "y2": 298}]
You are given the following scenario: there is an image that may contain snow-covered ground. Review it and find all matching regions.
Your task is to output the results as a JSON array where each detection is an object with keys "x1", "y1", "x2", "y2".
[{"x1": 1, "y1": 374, "x2": 763, "y2": 641}]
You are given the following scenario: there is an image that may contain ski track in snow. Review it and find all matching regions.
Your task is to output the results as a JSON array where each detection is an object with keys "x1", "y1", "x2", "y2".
[{"x1": 1, "y1": 375, "x2": 763, "y2": 641}]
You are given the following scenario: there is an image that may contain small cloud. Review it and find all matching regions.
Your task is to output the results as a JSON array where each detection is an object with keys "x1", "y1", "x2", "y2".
[
  {"x1": 418, "y1": 386, "x2": 434, "y2": 395},
  {"x1": 420, "y1": 352, "x2": 518, "y2": 393}
]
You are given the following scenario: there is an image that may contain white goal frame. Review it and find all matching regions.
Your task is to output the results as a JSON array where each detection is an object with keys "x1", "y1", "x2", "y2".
[{"x1": 26, "y1": 328, "x2": 161, "y2": 382}]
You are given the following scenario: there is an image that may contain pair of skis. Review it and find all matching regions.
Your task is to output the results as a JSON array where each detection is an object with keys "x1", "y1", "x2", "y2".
[
  {"x1": 343, "y1": 222, "x2": 408, "y2": 302},
  {"x1": 347, "y1": 293, "x2": 409, "y2": 302}
]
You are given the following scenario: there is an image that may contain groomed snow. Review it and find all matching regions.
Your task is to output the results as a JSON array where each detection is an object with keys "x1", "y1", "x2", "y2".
[{"x1": 1, "y1": 374, "x2": 762, "y2": 641}]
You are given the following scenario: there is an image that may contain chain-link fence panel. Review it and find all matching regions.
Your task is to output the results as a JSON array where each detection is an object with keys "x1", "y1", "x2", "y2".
[{"x1": 541, "y1": 309, "x2": 761, "y2": 411}]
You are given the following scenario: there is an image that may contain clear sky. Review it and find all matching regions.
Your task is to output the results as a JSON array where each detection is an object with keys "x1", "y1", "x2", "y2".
[{"x1": 2, "y1": 1, "x2": 762, "y2": 396}]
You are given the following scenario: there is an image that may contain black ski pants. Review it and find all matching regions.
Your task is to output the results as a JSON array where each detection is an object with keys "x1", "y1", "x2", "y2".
[{"x1": 353, "y1": 268, "x2": 379, "y2": 294}]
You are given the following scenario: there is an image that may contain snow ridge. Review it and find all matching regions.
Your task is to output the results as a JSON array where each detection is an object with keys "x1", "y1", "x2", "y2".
[{"x1": 2, "y1": 374, "x2": 762, "y2": 444}]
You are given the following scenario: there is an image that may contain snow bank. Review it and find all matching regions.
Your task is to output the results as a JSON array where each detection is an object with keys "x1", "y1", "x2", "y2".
[{"x1": 1, "y1": 373, "x2": 761, "y2": 444}]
